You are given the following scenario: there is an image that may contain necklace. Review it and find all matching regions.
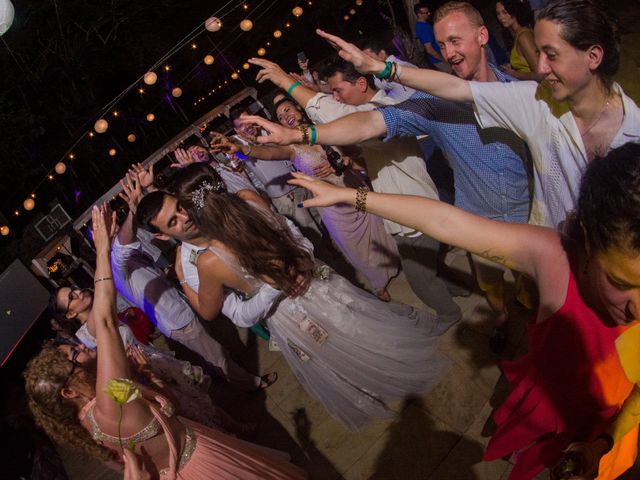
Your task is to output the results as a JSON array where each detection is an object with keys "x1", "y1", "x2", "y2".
[{"x1": 581, "y1": 97, "x2": 611, "y2": 137}]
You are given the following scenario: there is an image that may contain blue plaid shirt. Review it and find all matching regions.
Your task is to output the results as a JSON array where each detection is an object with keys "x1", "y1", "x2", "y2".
[{"x1": 379, "y1": 66, "x2": 530, "y2": 223}]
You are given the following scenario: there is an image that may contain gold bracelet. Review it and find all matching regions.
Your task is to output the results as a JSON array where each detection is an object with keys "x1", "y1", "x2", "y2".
[
  {"x1": 94, "y1": 276, "x2": 113, "y2": 284},
  {"x1": 297, "y1": 125, "x2": 310, "y2": 144},
  {"x1": 354, "y1": 187, "x2": 369, "y2": 213},
  {"x1": 245, "y1": 144, "x2": 253, "y2": 157}
]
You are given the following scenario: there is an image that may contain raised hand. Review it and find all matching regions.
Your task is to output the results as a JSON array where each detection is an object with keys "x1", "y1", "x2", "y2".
[
  {"x1": 118, "y1": 172, "x2": 143, "y2": 214},
  {"x1": 237, "y1": 115, "x2": 301, "y2": 145},
  {"x1": 290, "y1": 72, "x2": 320, "y2": 93},
  {"x1": 91, "y1": 202, "x2": 116, "y2": 254},
  {"x1": 288, "y1": 171, "x2": 352, "y2": 209},
  {"x1": 128, "y1": 163, "x2": 154, "y2": 189},
  {"x1": 209, "y1": 132, "x2": 241, "y2": 155},
  {"x1": 249, "y1": 58, "x2": 295, "y2": 89},
  {"x1": 171, "y1": 148, "x2": 196, "y2": 169},
  {"x1": 316, "y1": 29, "x2": 385, "y2": 75}
]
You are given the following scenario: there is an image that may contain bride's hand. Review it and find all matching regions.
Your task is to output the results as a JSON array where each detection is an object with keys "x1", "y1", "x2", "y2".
[{"x1": 288, "y1": 172, "x2": 354, "y2": 209}]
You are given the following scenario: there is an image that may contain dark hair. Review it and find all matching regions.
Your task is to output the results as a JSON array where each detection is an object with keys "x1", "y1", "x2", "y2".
[
  {"x1": 496, "y1": 0, "x2": 533, "y2": 29},
  {"x1": 359, "y1": 37, "x2": 388, "y2": 55},
  {"x1": 229, "y1": 105, "x2": 249, "y2": 123},
  {"x1": 272, "y1": 95, "x2": 311, "y2": 124},
  {"x1": 173, "y1": 164, "x2": 314, "y2": 296},
  {"x1": 136, "y1": 190, "x2": 167, "y2": 234},
  {"x1": 320, "y1": 57, "x2": 376, "y2": 90},
  {"x1": 565, "y1": 143, "x2": 640, "y2": 255},
  {"x1": 538, "y1": 0, "x2": 619, "y2": 88},
  {"x1": 414, "y1": 2, "x2": 431, "y2": 15}
]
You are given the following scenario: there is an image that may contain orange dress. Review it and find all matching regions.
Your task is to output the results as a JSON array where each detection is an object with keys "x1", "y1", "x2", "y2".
[{"x1": 483, "y1": 268, "x2": 638, "y2": 479}]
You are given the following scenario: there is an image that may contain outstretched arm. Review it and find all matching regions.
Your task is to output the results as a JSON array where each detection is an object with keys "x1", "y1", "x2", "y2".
[
  {"x1": 238, "y1": 110, "x2": 387, "y2": 147},
  {"x1": 316, "y1": 29, "x2": 472, "y2": 102},
  {"x1": 249, "y1": 58, "x2": 317, "y2": 107},
  {"x1": 210, "y1": 132, "x2": 294, "y2": 160},
  {"x1": 289, "y1": 172, "x2": 560, "y2": 282}
]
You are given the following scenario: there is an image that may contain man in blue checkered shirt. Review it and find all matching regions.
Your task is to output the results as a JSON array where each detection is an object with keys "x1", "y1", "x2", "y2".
[{"x1": 247, "y1": 2, "x2": 533, "y2": 354}]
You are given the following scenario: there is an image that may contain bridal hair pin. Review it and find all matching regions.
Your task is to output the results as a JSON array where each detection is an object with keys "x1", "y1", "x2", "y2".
[{"x1": 191, "y1": 181, "x2": 215, "y2": 209}]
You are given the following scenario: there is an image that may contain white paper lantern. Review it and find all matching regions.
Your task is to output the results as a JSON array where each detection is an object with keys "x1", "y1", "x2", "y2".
[
  {"x1": 355, "y1": 0, "x2": 363, "y2": 5},
  {"x1": 292, "y1": 6, "x2": 303, "y2": 17},
  {"x1": 344, "y1": 15, "x2": 350, "y2": 20},
  {"x1": 146, "y1": 113, "x2": 155, "y2": 122},
  {"x1": 127, "y1": 133, "x2": 137, "y2": 142},
  {"x1": 257, "y1": 47, "x2": 266, "y2": 56},
  {"x1": 273, "y1": 30, "x2": 282, "y2": 38},
  {"x1": 231, "y1": 72, "x2": 239, "y2": 80},
  {"x1": 108, "y1": 148, "x2": 117, "y2": 156},
  {"x1": 350, "y1": 9, "x2": 356, "y2": 15},
  {"x1": 204, "y1": 54, "x2": 214, "y2": 65},
  {"x1": 0, "y1": 0, "x2": 15, "y2": 36},
  {"x1": 171, "y1": 87, "x2": 183, "y2": 97},
  {"x1": 240, "y1": 19, "x2": 253, "y2": 31},
  {"x1": 242, "y1": 63, "x2": 250, "y2": 70},
  {"x1": 94, "y1": 118, "x2": 109, "y2": 133},
  {"x1": 23, "y1": 198, "x2": 35, "y2": 211},
  {"x1": 143, "y1": 71, "x2": 157, "y2": 85},
  {"x1": 204, "y1": 16, "x2": 222, "y2": 32},
  {"x1": 54, "y1": 162, "x2": 67, "y2": 174},
  {"x1": 0, "y1": 225, "x2": 9, "y2": 236}
]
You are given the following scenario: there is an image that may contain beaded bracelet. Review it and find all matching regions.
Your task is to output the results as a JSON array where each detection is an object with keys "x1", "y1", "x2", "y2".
[
  {"x1": 297, "y1": 124, "x2": 310, "y2": 144},
  {"x1": 287, "y1": 81, "x2": 302, "y2": 95},
  {"x1": 309, "y1": 125, "x2": 317, "y2": 146},
  {"x1": 354, "y1": 187, "x2": 369, "y2": 213},
  {"x1": 94, "y1": 276, "x2": 113, "y2": 284},
  {"x1": 375, "y1": 61, "x2": 392, "y2": 79}
]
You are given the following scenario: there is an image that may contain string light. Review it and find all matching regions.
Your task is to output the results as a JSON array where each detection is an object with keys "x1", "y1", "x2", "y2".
[
  {"x1": 88, "y1": 131, "x2": 95, "y2": 137},
  {"x1": 108, "y1": 148, "x2": 117, "y2": 156},
  {"x1": 146, "y1": 113, "x2": 155, "y2": 122},
  {"x1": 68, "y1": 153, "x2": 75, "y2": 159},
  {"x1": 344, "y1": 15, "x2": 350, "y2": 20},
  {"x1": 48, "y1": 174, "x2": 54, "y2": 180},
  {"x1": 292, "y1": 6, "x2": 303, "y2": 17},
  {"x1": 243, "y1": 63, "x2": 250, "y2": 70},
  {"x1": 0, "y1": 226, "x2": 9, "y2": 236},
  {"x1": 23, "y1": 198, "x2": 35, "y2": 211},
  {"x1": 112, "y1": 111, "x2": 119, "y2": 117},
  {"x1": 273, "y1": 30, "x2": 282, "y2": 38},
  {"x1": 164, "y1": 65, "x2": 171, "y2": 72},
  {"x1": 350, "y1": 8, "x2": 356, "y2": 14},
  {"x1": 191, "y1": 43, "x2": 197, "y2": 49},
  {"x1": 257, "y1": 47, "x2": 266, "y2": 56},
  {"x1": 138, "y1": 87, "x2": 145, "y2": 94},
  {"x1": 204, "y1": 55, "x2": 214, "y2": 65}
]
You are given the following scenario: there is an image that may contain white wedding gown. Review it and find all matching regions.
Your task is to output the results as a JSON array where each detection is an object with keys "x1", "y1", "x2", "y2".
[{"x1": 208, "y1": 208, "x2": 449, "y2": 431}]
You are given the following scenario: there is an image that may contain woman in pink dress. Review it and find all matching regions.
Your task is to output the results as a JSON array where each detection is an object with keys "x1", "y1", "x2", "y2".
[
  {"x1": 289, "y1": 142, "x2": 640, "y2": 479},
  {"x1": 24, "y1": 204, "x2": 307, "y2": 480}
]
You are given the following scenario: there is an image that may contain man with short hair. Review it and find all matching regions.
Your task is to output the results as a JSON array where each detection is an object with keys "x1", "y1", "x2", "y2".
[
  {"x1": 248, "y1": 56, "x2": 466, "y2": 333},
  {"x1": 113, "y1": 170, "x2": 276, "y2": 391},
  {"x1": 245, "y1": 4, "x2": 533, "y2": 352},
  {"x1": 414, "y1": 2, "x2": 447, "y2": 71}
]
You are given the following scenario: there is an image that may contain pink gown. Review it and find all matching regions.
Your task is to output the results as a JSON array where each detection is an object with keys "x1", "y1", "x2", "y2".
[{"x1": 79, "y1": 392, "x2": 307, "y2": 479}]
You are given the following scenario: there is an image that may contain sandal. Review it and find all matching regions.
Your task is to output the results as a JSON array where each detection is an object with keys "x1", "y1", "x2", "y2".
[{"x1": 256, "y1": 372, "x2": 278, "y2": 391}]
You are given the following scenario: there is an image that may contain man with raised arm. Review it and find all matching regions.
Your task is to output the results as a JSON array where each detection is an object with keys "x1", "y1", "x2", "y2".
[{"x1": 241, "y1": 1, "x2": 533, "y2": 353}]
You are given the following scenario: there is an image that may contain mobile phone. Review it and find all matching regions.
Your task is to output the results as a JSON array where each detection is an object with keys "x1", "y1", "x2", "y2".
[{"x1": 297, "y1": 51, "x2": 307, "y2": 63}]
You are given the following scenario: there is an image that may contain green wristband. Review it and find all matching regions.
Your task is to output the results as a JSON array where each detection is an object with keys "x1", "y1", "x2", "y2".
[
  {"x1": 374, "y1": 61, "x2": 392, "y2": 79},
  {"x1": 309, "y1": 125, "x2": 317, "y2": 146},
  {"x1": 287, "y1": 81, "x2": 302, "y2": 95}
]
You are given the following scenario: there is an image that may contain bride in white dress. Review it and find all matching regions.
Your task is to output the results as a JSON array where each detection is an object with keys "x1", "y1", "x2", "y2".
[{"x1": 172, "y1": 163, "x2": 449, "y2": 430}]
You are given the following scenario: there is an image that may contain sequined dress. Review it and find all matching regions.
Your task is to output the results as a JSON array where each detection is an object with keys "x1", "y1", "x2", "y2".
[
  {"x1": 79, "y1": 392, "x2": 307, "y2": 479},
  {"x1": 207, "y1": 214, "x2": 449, "y2": 430}
]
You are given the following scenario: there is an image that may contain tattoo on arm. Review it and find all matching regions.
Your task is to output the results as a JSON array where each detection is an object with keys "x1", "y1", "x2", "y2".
[{"x1": 479, "y1": 250, "x2": 506, "y2": 265}]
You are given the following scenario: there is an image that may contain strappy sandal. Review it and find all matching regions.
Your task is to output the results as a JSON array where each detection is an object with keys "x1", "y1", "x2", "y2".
[{"x1": 255, "y1": 372, "x2": 278, "y2": 391}]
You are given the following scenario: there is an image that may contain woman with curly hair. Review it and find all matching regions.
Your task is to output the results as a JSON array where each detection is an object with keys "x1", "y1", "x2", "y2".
[
  {"x1": 24, "y1": 204, "x2": 308, "y2": 479},
  {"x1": 169, "y1": 163, "x2": 449, "y2": 431}
]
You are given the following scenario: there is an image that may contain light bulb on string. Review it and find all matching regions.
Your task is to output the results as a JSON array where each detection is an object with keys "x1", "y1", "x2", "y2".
[
  {"x1": 69, "y1": 153, "x2": 75, "y2": 159},
  {"x1": 112, "y1": 111, "x2": 119, "y2": 117}
]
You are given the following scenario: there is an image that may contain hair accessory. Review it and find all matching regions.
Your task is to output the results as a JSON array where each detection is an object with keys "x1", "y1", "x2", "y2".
[
  {"x1": 94, "y1": 277, "x2": 113, "y2": 284},
  {"x1": 191, "y1": 179, "x2": 225, "y2": 209},
  {"x1": 287, "y1": 81, "x2": 302, "y2": 95},
  {"x1": 355, "y1": 186, "x2": 369, "y2": 213},
  {"x1": 375, "y1": 61, "x2": 392, "y2": 79}
]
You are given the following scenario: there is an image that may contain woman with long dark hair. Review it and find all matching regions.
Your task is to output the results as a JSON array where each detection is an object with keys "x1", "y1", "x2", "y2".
[
  {"x1": 172, "y1": 163, "x2": 449, "y2": 431},
  {"x1": 289, "y1": 142, "x2": 640, "y2": 479}
]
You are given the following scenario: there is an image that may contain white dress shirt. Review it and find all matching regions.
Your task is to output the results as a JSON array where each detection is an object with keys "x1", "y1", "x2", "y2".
[{"x1": 470, "y1": 81, "x2": 640, "y2": 228}]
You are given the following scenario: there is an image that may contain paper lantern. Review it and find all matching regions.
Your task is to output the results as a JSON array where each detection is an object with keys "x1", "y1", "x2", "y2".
[
  {"x1": 344, "y1": 15, "x2": 350, "y2": 20},
  {"x1": 355, "y1": 0, "x2": 363, "y2": 4},
  {"x1": 292, "y1": 6, "x2": 303, "y2": 17},
  {"x1": 143, "y1": 71, "x2": 157, "y2": 85},
  {"x1": 23, "y1": 198, "x2": 35, "y2": 211},
  {"x1": 257, "y1": 47, "x2": 266, "y2": 56},
  {"x1": 94, "y1": 118, "x2": 109, "y2": 133},
  {"x1": 242, "y1": 63, "x2": 250, "y2": 70},
  {"x1": 108, "y1": 148, "x2": 117, "y2": 156},
  {"x1": 0, "y1": 0, "x2": 15, "y2": 36},
  {"x1": 350, "y1": 9, "x2": 356, "y2": 14},
  {"x1": 146, "y1": 113, "x2": 155, "y2": 122},
  {"x1": 273, "y1": 30, "x2": 282, "y2": 38},
  {"x1": 239, "y1": 19, "x2": 253, "y2": 31},
  {"x1": 171, "y1": 87, "x2": 182, "y2": 97},
  {"x1": 0, "y1": 226, "x2": 9, "y2": 236},
  {"x1": 127, "y1": 133, "x2": 137, "y2": 142},
  {"x1": 205, "y1": 16, "x2": 221, "y2": 32},
  {"x1": 55, "y1": 162, "x2": 67, "y2": 174},
  {"x1": 231, "y1": 72, "x2": 239, "y2": 80},
  {"x1": 204, "y1": 55, "x2": 214, "y2": 65}
]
